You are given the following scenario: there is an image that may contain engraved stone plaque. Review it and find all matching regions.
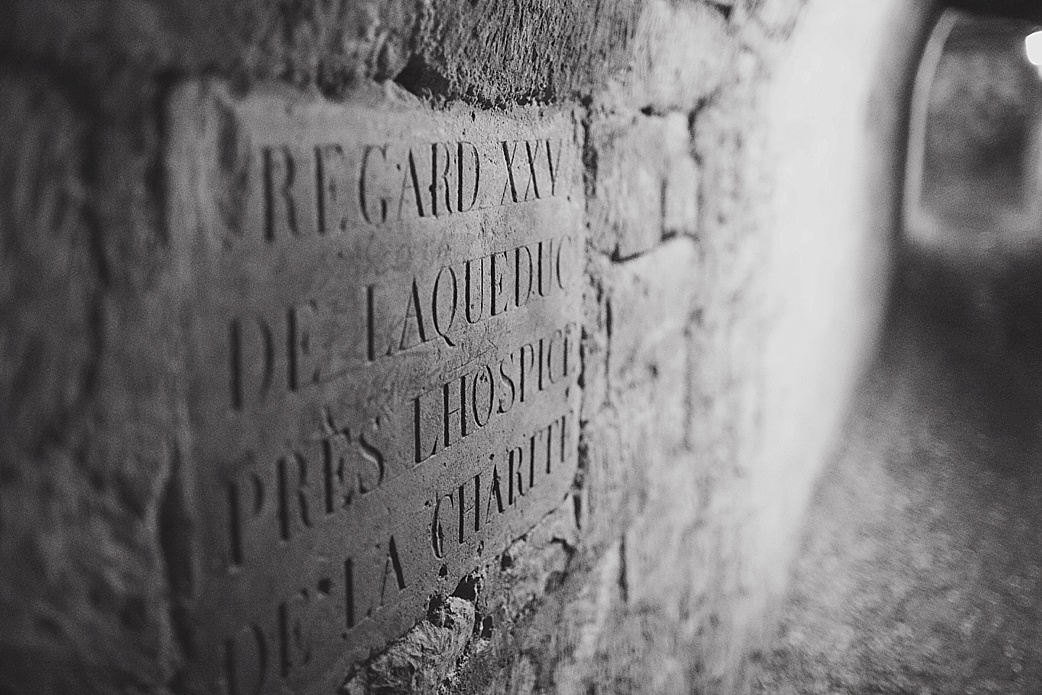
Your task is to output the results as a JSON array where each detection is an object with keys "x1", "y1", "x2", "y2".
[{"x1": 167, "y1": 82, "x2": 584, "y2": 695}]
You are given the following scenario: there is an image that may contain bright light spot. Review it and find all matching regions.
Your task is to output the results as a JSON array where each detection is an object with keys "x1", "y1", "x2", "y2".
[{"x1": 1026, "y1": 31, "x2": 1042, "y2": 66}]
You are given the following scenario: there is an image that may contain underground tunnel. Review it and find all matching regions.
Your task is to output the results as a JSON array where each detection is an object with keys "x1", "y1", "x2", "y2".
[{"x1": 1, "y1": 0, "x2": 1041, "y2": 693}]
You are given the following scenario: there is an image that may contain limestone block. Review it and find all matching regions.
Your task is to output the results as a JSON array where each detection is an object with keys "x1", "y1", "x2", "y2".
[
  {"x1": 413, "y1": 0, "x2": 641, "y2": 103},
  {"x1": 581, "y1": 254, "x2": 612, "y2": 419},
  {"x1": 617, "y1": 333, "x2": 690, "y2": 455},
  {"x1": 607, "y1": 237, "x2": 699, "y2": 387},
  {"x1": 599, "y1": 238, "x2": 699, "y2": 455},
  {"x1": 2, "y1": 0, "x2": 420, "y2": 90},
  {"x1": 613, "y1": 0, "x2": 735, "y2": 113},
  {"x1": 590, "y1": 114, "x2": 698, "y2": 259},
  {"x1": 577, "y1": 410, "x2": 649, "y2": 553},
  {"x1": 622, "y1": 454, "x2": 708, "y2": 615}
]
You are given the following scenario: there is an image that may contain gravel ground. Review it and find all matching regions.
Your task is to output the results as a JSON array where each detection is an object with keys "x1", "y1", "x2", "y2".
[{"x1": 751, "y1": 266, "x2": 1042, "y2": 695}]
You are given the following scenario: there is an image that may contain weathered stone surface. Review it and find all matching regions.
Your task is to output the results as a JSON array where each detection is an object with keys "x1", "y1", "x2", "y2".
[
  {"x1": 575, "y1": 407, "x2": 651, "y2": 555},
  {"x1": 0, "y1": 73, "x2": 94, "y2": 461},
  {"x1": 612, "y1": 0, "x2": 735, "y2": 113},
  {"x1": 167, "y1": 82, "x2": 585, "y2": 693},
  {"x1": 607, "y1": 237, "x2": 699, "y2": 389},
  {"x1": 589, "y1": 114, "x2": 698, "y2": 259},
  {"x1": 602, "y1": 240, "x2": 700, "y2": 457},
  {"x1": 411, "y1": 0, "x2": 643, "y2": 104},
  {"x1": 341, "y1": 596, "x2": 475, "y2": 695},
  {"x1": 2, "y1": 0, "x2": 420, "y2": 91}
]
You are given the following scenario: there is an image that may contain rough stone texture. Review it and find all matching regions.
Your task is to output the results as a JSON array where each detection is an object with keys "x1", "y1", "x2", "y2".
[
  {"x1": 611, "y1": 0, "x2": 734, "y2": 113},
  {"x1": 0, "y1": 67, "x2": 181, "y2": 695},
  {"x1": 410, "y1": 0, "x2": 643, "y2": 104},
  {"x1": 0, "y1": 0, "x2": 935, "y2": 693},
  {"x1": 342, "y1": 597, "x2": 476, "y2": 695},
  {"x1": 2, "y1": 0, "x2": 421, "y2": 91},
  {"x1": 606, "y1": 238, "x2": 699, "y2": 452},
  {"x1": 589, "y1": 115, "x2": 699, "y2": 259}
]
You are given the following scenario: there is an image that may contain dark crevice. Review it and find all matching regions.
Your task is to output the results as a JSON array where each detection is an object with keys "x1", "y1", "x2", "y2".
[
  {"x1": 579, "y1": 95, "x2": 597, "y2": 204},
  {"x1": 707, "y1": 2, "x2": 735, "y2": 22},
  {"x1": 393, "y1": 53, "x2": 451, "y2": 102},
  {"x1": 452, "y1": 573, "x2": 480, "y2": 602},
  {"x1": 617, "y1": 535, "x2": 629, "y2": 603}
]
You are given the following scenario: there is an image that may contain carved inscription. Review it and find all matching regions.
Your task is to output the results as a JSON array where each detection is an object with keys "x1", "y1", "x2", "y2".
[
  {"x1": 227, "y1": 234, "x2": 578, "y2": 409},
  {"x1": 227, "y1": 135, "x2": 571, "y2": 248},
  {"x1": 170, "y1": 83, "x2": 584, "y2": 695},
  {"x1": 255, "y1": 137, "x2": 567, "y2": 239}
]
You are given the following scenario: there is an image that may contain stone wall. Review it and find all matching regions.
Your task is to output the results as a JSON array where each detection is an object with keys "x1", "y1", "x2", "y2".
[{"x1": 0, "y1": 1, "x2": 931, "y2": 694}]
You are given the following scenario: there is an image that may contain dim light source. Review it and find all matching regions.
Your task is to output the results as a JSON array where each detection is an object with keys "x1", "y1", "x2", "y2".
[{"x1": 1026, "y1": 30, "x2": 1042, "y2": 66}]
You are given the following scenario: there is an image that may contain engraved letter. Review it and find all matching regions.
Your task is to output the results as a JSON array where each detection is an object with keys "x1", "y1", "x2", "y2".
[
  {"x1": 498, "y1": 354, "x2": 517, "y2": 414},
  {"x1": 556, "y1": 234, "x2": 574, "y2": 290},
  {"x1": 287, "y1": 302, "x2": 319, "y2": 392},
  {"x1": 431, "y1": 492, "x2": 455, "y2": 559},
  {"x1": 430, "y1": 142, "x2": 455, "y2": 217},
  {"x1": 490, "y1": 250, "x2": 513, "y2": 316},
  {"x1": 397, "y1": 148, "x2": 427, "y2": 220},
  {"x1": 360, "y1": 145, "x2": 390, "y2": 224},
  {"x1": 485, "y1": 463, "x2": 506, "y2": 519},
  {"x1": 278, "y1": 590, "x2": 312, "y2": 679},
  {"x1": 508, "y1": 446, "x2": 526, "y2": 505},
  {"x1": 443, "y1": 375, "x2": 467, "y2": 448},
  {"x1": 226, "y1": 466, "x2": 265, "y2": 569},
  {"x1": 431, "y1": 265, "x2": 458, "y2": 345},
  {"x1": 323, "y1": 426, "x2": 385, "y2": 513},
  {"x1": 500, "y1": 141, "x2": 520, "y2": 205},
  {"x1": 518, "y1": 342, "x2": 538, "y2": 403},
  {"x1": 515, "y1": 244, "x2": 535, "y2": 309},
  {"x1": 223, "y1": 623, "x2": 268, "y2": 695},
  {"x1": 537, "y1": 239, "x2": 554, "y2": 298},
  {"x1": 277, "y1": 447, "x2": 320, "y2": 541},
  {"x1": 414, "y1": 387, "x2": 442, "y2": 464},
  {"x1": 397, "y1": 279, "x2": 430, "y2": 352},
  {"x1": 264, "y1": 147, "x2": 299, "y2": 242},
  {"x1": 471, "y1": 364, "x2": 495, "y2": 429},
  {"x1": 555, "y1": 411, "x2": 571, "y2": 471},
  {"x1": 377, "y1": 536, "x2": 407, "y2": 611},
  {"x1": 460, "y1": 473, "x2": 481, "y2": 544},
  {"x1": 229, "y1": 316, "x2": 275, "y2": 410},
  {"x1": 464, "y1": 257, "x2": 487, "y2": 324},
  {"x1": 528, "y1": 426, "x2": 547, "y2": 487},
  {"x1": 357, "y1": 433, "x2": 386, "y2": 495},
  {"x1": 546, "y1": 138, "x2": 565, "y2": 196},
  {"x1": 315, "y1": 144, "x2": 349, "y2": 235},
  {"x1": 457, "y1": 142, "x2": 480, "y2": 213},
  {"x1": 545, "y1": 329, "x2": 565, "y2": 385},
  {"x1": 523, "y1": 140, "x2": 543, "y2": 200}
]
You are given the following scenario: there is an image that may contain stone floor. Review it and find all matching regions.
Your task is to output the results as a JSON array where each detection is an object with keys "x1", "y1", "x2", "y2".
[{"x1": 751, "y1": 255, "x2": 1042, "y2": 694}]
